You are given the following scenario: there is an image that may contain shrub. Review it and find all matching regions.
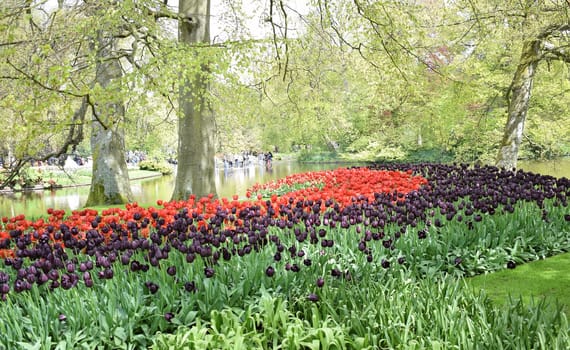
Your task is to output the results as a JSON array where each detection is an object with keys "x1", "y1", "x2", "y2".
[{"x1": 138, "y1": 160, "x2": 173, "y2": 175}]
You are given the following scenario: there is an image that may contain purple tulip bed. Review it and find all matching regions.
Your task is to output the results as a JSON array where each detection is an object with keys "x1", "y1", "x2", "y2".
[{"x1": 0, "y1": 163, "x2": 569, "y2": 349}]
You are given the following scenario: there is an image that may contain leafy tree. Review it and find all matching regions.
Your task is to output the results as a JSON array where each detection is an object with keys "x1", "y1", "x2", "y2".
[
  {"x1": 495, "y1": 9, "x2": 570, "y2": 168},
  {"x1": 171, "y1": 0, "x2": 217, "y2": 200},
  {"x1": 0, "y1": 1, "x2": 88, "y2": 185}
]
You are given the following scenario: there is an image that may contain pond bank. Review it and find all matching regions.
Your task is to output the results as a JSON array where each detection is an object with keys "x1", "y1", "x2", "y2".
[{"x1": 0, "y1": 169, "x2": 162, "y2": 194}]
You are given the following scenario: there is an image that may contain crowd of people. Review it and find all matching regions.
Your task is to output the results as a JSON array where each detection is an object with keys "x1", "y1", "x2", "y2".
[
  {"x1": 126, "y1": 150, "x2": 147, "y2": 165},
  {"x1": 3, "y1": 149, "x2": 275, "y2": 171},
  {"x1": 218, "y1": 150, "x2": 273, "y2": 169}
]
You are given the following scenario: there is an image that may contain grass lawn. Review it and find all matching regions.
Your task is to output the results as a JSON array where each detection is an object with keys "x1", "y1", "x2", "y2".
[
  {"x1": 40, "y1": 168, "x2": 161, "y2": 187},
  {"x1": 466, "y1": 252, "x2": 570, "y2": 317}
]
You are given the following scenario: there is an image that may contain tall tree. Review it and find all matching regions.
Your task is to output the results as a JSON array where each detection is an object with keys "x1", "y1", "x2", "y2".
[
  {"x1": 496, "y1": 22, "x2": 570, "y2": 169},
  {"x1": 85, "y1": 29, "x2": 133, "y2": 205},
  {"x1": 1, "y1": 1, "x2": 176, "y2": 202},
  {"x1": 171, "y1": 0, "x2": 217, "y2": 201}
]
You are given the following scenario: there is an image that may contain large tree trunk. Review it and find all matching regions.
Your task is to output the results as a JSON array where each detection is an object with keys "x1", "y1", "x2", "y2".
[
  {"x1": 85, "y1": 33, "x2": 133, "y2": 206},
  {"x1": 171, "y1": 0, "x2": 217, "y2": 201},
  {"x1": 495, "y1": 40, "x2": 540, "y2": 170}
]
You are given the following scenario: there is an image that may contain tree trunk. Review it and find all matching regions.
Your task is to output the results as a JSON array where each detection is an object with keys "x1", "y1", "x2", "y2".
[
  {"x1": 495, "y1": 40, "x2": 540, "y2": 170},
  {"x1": 85, "y1": 32, "x2": 133, "y2": 206},
  {"x1": 171, "y1": 0, "x2": 217, "y2": 201}
]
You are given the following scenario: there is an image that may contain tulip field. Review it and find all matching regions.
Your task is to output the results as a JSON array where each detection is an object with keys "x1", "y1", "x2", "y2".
[{"x1": 0, "y1": 163, "x2": 569, "y2": 349}]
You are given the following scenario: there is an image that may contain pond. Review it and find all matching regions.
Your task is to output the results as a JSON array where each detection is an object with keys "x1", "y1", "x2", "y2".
[{"x1": 1, "y1": 158, "x2": 569, "y2": 218}]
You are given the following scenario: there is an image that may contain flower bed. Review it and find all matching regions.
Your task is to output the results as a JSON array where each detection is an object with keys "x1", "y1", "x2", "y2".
[{"x1": 0, "y1": 164, "x2": 569, "y2": 348}]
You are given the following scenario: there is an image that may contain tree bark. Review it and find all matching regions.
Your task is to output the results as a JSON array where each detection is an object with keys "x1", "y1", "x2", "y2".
[
  {"x1": 495, "y1": 39, "x2": 540, "y2": 170},
  {"x1": 171, "y1": 0, "x2": 217, "y2": 201},
  {"x1": 85, "y1": 32, "x2": 133, "y2": 206}
]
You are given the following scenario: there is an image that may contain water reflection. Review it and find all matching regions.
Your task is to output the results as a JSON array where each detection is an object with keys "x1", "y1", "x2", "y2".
[
  {"x1": 0, "y1": 162, "x2": 347, "y2": 217},
  {"x1": 1, "y1": 158, "x2": 568, "y2": 218},
  {"x1": 518, "y1": 158, "x2": 570, "y2": 178}
]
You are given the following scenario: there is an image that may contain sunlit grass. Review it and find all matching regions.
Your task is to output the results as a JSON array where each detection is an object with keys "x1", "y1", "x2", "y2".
[
  {"x1": 467, "y1": 252, "x2": 570, "y2": 317},
  {"x1": 39, "y1": 168, "x2": 161, "y2": 187}
]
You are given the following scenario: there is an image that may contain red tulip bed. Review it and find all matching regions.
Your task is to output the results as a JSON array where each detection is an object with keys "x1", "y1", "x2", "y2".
[{"x1": 1, "y1": 164, "x2": 569, "y2": 349}]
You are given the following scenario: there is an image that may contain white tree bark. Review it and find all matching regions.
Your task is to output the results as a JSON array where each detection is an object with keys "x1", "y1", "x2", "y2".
[{"x1": 495, "y1": 40, "x2": 540, "y2": 170}]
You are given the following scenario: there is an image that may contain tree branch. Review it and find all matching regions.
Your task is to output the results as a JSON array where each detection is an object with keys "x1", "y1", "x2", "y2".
[{"x1": 6, "y1": 59, "x2": 85, "y2": 98}]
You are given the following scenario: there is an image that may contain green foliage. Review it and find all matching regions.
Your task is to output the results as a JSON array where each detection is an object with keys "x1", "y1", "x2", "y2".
[
  {"x1": 1, "y1": 193, "x2": 570, "y2": 348},
  {"x1": 296, "y1": 151, "x2": 340, "y2": 163},
  {"x1": 405, "y1": 148, "x2": 455, "y2": 163},
  {"x1": 138, "y1": 160, "x2": 173, "y2": 175}
]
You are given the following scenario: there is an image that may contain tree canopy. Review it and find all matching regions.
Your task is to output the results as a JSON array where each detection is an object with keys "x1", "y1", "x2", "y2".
[{"x1": 1, "y1": 0, "x2": 569, "y2": 195}]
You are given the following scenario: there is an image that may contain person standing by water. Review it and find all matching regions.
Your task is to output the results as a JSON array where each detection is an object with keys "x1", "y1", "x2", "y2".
[{"x1": 265, "y1": 151, "x2": 273, "y2": 170}]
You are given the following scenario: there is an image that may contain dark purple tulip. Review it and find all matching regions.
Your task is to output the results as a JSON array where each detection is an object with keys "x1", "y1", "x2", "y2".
[
  {"x1": 48, "y1": 269, "x2": 59, "y2": 281},
  {"x1": 265, "y1": 266, "x2": 275, "y2": 277},
  {"x1": 367, "y1": 254, "x2": 373, "y2": 263},
  {"x1": 164, "y1": 312, "x2": 174, "y2": 322},
  {"x1": 104, "y1": 268, "x2": 114, "y2": 279},
  {"x1": 25, "y1": 274, "x2": 36, "y2": 284},
  {"x1": 204, "y1": 267, "x2": 215, "y2": 278},
  {"x1": 307, "y1": 293, "x2": 319, "y2": 302},
  {"x1": 17, "y1": 269, "x2": 26, "y2": 279},
  {"x1": 381, "y1": 259, "x2": 390, "y2": 269},
  {"x1": 184, "y1": 281, "x2": 197, "y2": 293},
  {"x1": 130, "y1": 260, "x2": 141, "y2": 272},
  {"x1": 507, "y1": 261, "x2": 516, "y2": 269},
  {"x1": 167, "y1": 266, "x2": 177, "y2": 276},
  {"x1": 121, "y1": 254, "x2": 130, "y2": 265},
  {"x1": 316, "y1": 277, "x2": 325, "y2": 288},
  {"x1": 454, "y1": 257, "x2": 462, "y2": 266},
  {"x1": 331, "y1": 268, "x2": 342, "y2": 277},
  {"x1": 66, "y1": 263, "x2": 75, "y2": 273},
  {"x1": 145, "y1": 281, "x2": 159, "y2": 294},
  {"x1": 397, "y1": 256, "x2": 406, "y2": 265},
  {"x1": 0, "y1": 284, "x2": 10, "y2": 294},
  {"x1": 59, "y1": 314, "x2": 67, "y2": 322},
  {"x1": 79, "y1": 262, "x2": 88, "y2": 272},
  {"x1": 37, "y1": 273, "x2": 48, "y2": 285},
  {"x1": 564, "y1": 214, "x2": 570, "y2": 222},
  {"x1": 85, "y1": 278, "x2": 94, "y2": 288}
]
